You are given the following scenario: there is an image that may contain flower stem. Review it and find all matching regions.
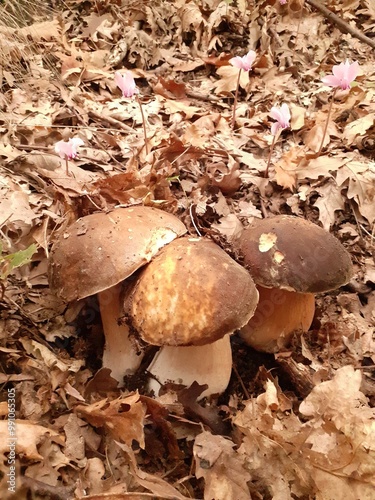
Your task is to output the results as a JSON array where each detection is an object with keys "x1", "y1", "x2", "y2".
[
  {"x1": 317, "y1": 87, "x2": 337, "y2": 155},
  {"x1": 264, "y1": 134, "x2": 277, "y2": 178},
  {"x1": 65, "y1": 156, "x2": 70, "y2": 176},
  {"x1": 231, "y1": 68, "x2": 242, "y2": 130},
  {"x1": 136, "y1": 95, "x2": 149, "y2": 155}
]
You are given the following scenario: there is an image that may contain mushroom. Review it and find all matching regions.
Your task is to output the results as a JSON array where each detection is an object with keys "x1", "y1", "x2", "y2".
[
  {"x1": 48, "y1": 206, "x2": 186, "y2": 383},
  {"x1": 235, "y1": 215, "x2": 353, "y2": 352},
  {"x1": 124, "y1": 237, "x2": 259, "y2": 398}
]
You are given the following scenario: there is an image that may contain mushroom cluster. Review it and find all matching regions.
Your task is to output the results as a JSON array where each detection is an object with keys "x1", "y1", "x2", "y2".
[
  {"x1": 48, "y1": 209, "x2": 353, "y2": 399},
  {"x1": 48, "y1": 207, "x2": 258, "y2": 398}
]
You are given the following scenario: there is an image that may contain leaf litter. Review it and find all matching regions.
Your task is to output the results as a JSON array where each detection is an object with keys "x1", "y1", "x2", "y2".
[{"x1": 0, "y1": 0, "x2": 374, "y2": 499}]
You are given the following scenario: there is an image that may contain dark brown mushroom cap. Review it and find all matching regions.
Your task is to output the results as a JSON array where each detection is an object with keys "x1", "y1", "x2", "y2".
[
  {"x1": 124, "y1": 237, "x2": 259, "y2": 346},
  {"x1": 48, "y1": 207, "x2": 187, "y2": 302},
  {"x1": 235, "y1": 215, "x2": 353, "y2": 293}
]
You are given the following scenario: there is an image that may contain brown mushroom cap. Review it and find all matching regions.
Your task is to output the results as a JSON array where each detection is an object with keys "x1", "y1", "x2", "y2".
[
  {"x1": 235, "y1": 216, "x2": 353, "y2": 293},
  {"x1": 48, "y1": 207, "x2": 187, "y2": 302},
  {"x1": 124, "y1": 237, "x2": 259, "y2": 346}
]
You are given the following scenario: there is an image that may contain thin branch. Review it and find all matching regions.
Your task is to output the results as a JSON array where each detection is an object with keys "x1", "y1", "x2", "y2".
[{"x1": 306, "y1": 0, "x2": 375, "y2": 49}]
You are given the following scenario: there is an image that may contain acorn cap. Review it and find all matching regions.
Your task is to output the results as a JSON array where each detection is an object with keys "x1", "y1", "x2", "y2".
[
  {"x1": 48, "y1": 206, "x2": 187, "y2": 302},
  {"x1": 235, "y1": 215, "x2": 353, "y2": 293},
  {"x1": 124, "y1": 237, "x2": 259, "y2": 346}
]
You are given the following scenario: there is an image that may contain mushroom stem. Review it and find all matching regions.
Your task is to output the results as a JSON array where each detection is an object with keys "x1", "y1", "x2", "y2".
[
  {"x1": 98, "y1": 284, "x2": 143, "y2": 384},
  {"x1": 147, "y1": 334, "x2": 233, "y2": 400},
  {"x1": 240, "y1": 286, "x2": 315, "y2": 352}
]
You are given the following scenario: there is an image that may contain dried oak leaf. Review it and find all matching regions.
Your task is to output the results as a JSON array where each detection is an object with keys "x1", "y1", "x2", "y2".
[
  {"x1": 234, "y1": 366, "x2": 375, "y2": 499},
  {"x1": 313, "y1": 178, "x2": 346, "y2": 229},
  {"x1": 116, "y1": 441, "x2": 192, "y2": 500},
  {"x1": 0, "y1": 420, "x2": 59, "y2": 460},
  {"x1": 194, "y1": 431, "x2": 251, "y2": 500},
  {"x1": 76, "y1": 392, "x2": 146, "y2": 448}
]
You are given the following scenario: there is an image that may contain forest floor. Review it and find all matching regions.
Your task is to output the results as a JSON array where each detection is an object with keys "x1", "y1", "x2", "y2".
[{"x1": 0, "y1": 0, "x2": 374, "y2": 499}]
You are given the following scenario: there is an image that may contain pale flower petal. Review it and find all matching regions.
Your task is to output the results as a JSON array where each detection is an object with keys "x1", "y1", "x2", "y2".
[
  {"x1": 346, "y1": 60, "x2": 360, "y2": 82},
  {"x1": 54, "y1": 138, "x2": 84, "y2": 159},
  {"x1": 115, "y1": 70, "x2": 138, "y2": 98},
  {"x1": 280, "y1": 103, "x2": 291, "y2": 124},
  {"x1": 229, "y1": 50, "x2": 256, "y2": 72},
  {"x1": 269, "y1": 107, "x2": 283, "y2": 123},
  {"x1": 322, "y1": 60, "x2": 359, "y2": 90},
  {"x1": 269, "y1": 103, "x2": 290, "y2": 136},
  {"x1": 271, "y1": 122, "x2": 280, "y2": 136},
  {"x1": 229, "y1": 56, "x2": 245, "y2": 69},
  {"x1": 321, "y1": 75, "x2": 341, "y2": 88}
]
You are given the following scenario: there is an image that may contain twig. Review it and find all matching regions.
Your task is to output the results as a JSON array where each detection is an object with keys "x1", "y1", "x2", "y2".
[
  {"x1": 189, "y1": 204, "x2": 202, "y2": 237},
  {"x1": 232, "y1": 362, "x2": 250, "y2": 399},
  {"x1": 136, "y1": 95, "x2": 150, "y2": 155},
  {"x1": 306, "y1": 0, "x2": 375, "y2": 49},
  {"x1": 264, "y1": 133, "x2": 277, "y2": 178},
  {"x1": 231, "y1": 68, "x2": 242, "y2": 129},
  {"x1": 88, "y1": 110, "x2": 136, "y2": 133},
  {"x1": 317, "y1": 87, "x2": 337, "y2": 155}
]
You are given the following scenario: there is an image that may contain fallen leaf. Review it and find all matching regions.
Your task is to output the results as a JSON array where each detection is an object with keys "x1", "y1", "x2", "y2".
[
  {"x1": 314, "y1": 179, "x2": 346, "y2": 229},
  {"x1": 116, "y1": 441, "x2": 192, "y2": 500},
  {"x1": 194, "y1": 431, "x2": 251, "y2": 500},
  {"x1": 76, "y1": 393, "x2": 146, "y2": 448},
  {"x1": 0, "y1": 420, "x2": 59, "y2": 460}
]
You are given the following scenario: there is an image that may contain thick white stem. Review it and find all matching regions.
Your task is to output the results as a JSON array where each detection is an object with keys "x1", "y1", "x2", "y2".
[
  {"x1": 147, "y1": 334, "x2": 232, "y2": 400},
  {"x1": 98, "y1": 284, "x2": 143, "y2": 384}
]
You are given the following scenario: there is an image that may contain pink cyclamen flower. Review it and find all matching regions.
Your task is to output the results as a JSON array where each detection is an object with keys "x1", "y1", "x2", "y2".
[
  {"x1": 54, "y1": 138, "x2": 84, "y2": 159},
  {"x1": 229, "y1": 50, "x2": 256, "y2": 72},
  {"x1": 321, "y1": 60, "x2": 359, "y2": 90},
  {"x1": 115, "y1": 70, "x2": 139, "y2": 98},
  {"x1": 269, "y1": 103, "x2": 291, "y2": 136}
]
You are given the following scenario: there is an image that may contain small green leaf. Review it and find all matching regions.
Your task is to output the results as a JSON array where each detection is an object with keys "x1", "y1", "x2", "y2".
[{"x1": 0, "y1": 243, "x2": 38, "y2": 280}]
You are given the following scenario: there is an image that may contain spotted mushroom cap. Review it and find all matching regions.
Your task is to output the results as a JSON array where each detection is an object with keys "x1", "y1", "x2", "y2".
[
  {"x1": 48, "y1": 206, "x2": 187, "y2": 302},
  {"x1": 124, "y1": 237, "x2": 259, "y2": 346},
  {"x1": 235, "y1": 215, "x2": 353, "y2": 293}
]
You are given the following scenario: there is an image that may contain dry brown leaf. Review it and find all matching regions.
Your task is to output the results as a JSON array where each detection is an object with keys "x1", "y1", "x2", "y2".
[
  {"x1": 194, "y1": 431, "x2": 251, "y2": 500},
  {"x1": 116, "y1": 441, "x2": 192, "y2": 500},
  {"x1": 214, "y1": 66, "x2": 250, "y2": 94},
  {"x1": 163, "y1": 98, "x2": 202, "y2": 120},
  {"x1": 290, "y1": 105, "x2": 305, "y2": 131},
  {"x1": 76, "y1": 393, "x2": 146, "y2": 448},
  {"x1": 0, "y1": 420, "x2": 59, "y2": 460},
  {"x1": 274, "y1": 163, "x2": 297, "y2": 191},
  {"x1": 211, "y1": 214, "x2": 243, "y2": 242},
  {"x1": 296, "y1": 155, "x2": 346, "y2": 180},
  {"x1": 303, "y1": 113, "x2": 340, "y2": 152},
  {"x1": 342, "y1": 113, "x2": 375, "y2": 145},
  {"x1": 21, "y1": 338, "x2": 84, "y2": 374},
  {"x1": 334, "y1": 160, "x2": 375, "y2": 223},
  {"x1": 314, "y1": 179, "x2": 346, "y2": 229},
  {"x1": 234, "y1": 366, "x2": 375, "y2": 499},
  {"x1": 18, "y1": 19, "x2": 61, "y2": 42},
  {"x1": 208, "y1": 157, "x2": 242, "y2": 195},
  {"x1": 24, "y1": 439, "x2": 70, "y2": 486}
]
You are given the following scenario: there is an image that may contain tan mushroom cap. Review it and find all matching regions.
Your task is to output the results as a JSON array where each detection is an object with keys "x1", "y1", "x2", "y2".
[
  {"x1": 236, "y1": 215, "x2": 353, "y2": 293},
  {"x1": 48, "y1": 206, "x2": 187, "y2": 302},
  {"x1": 124, "y1": 237, "x2": 259, "y2": 346}
]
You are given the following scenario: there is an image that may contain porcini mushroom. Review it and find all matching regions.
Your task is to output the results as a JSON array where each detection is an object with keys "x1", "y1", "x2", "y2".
[
  {"x1": 124, "y1": 237, "x2": 259, "y2": 398},
  {"x1": 48, "y1": 206, "x2": 186, "y2": 383},
  {"x1": 235, "y1": 215, "x2": 353, "y2": 352}
]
